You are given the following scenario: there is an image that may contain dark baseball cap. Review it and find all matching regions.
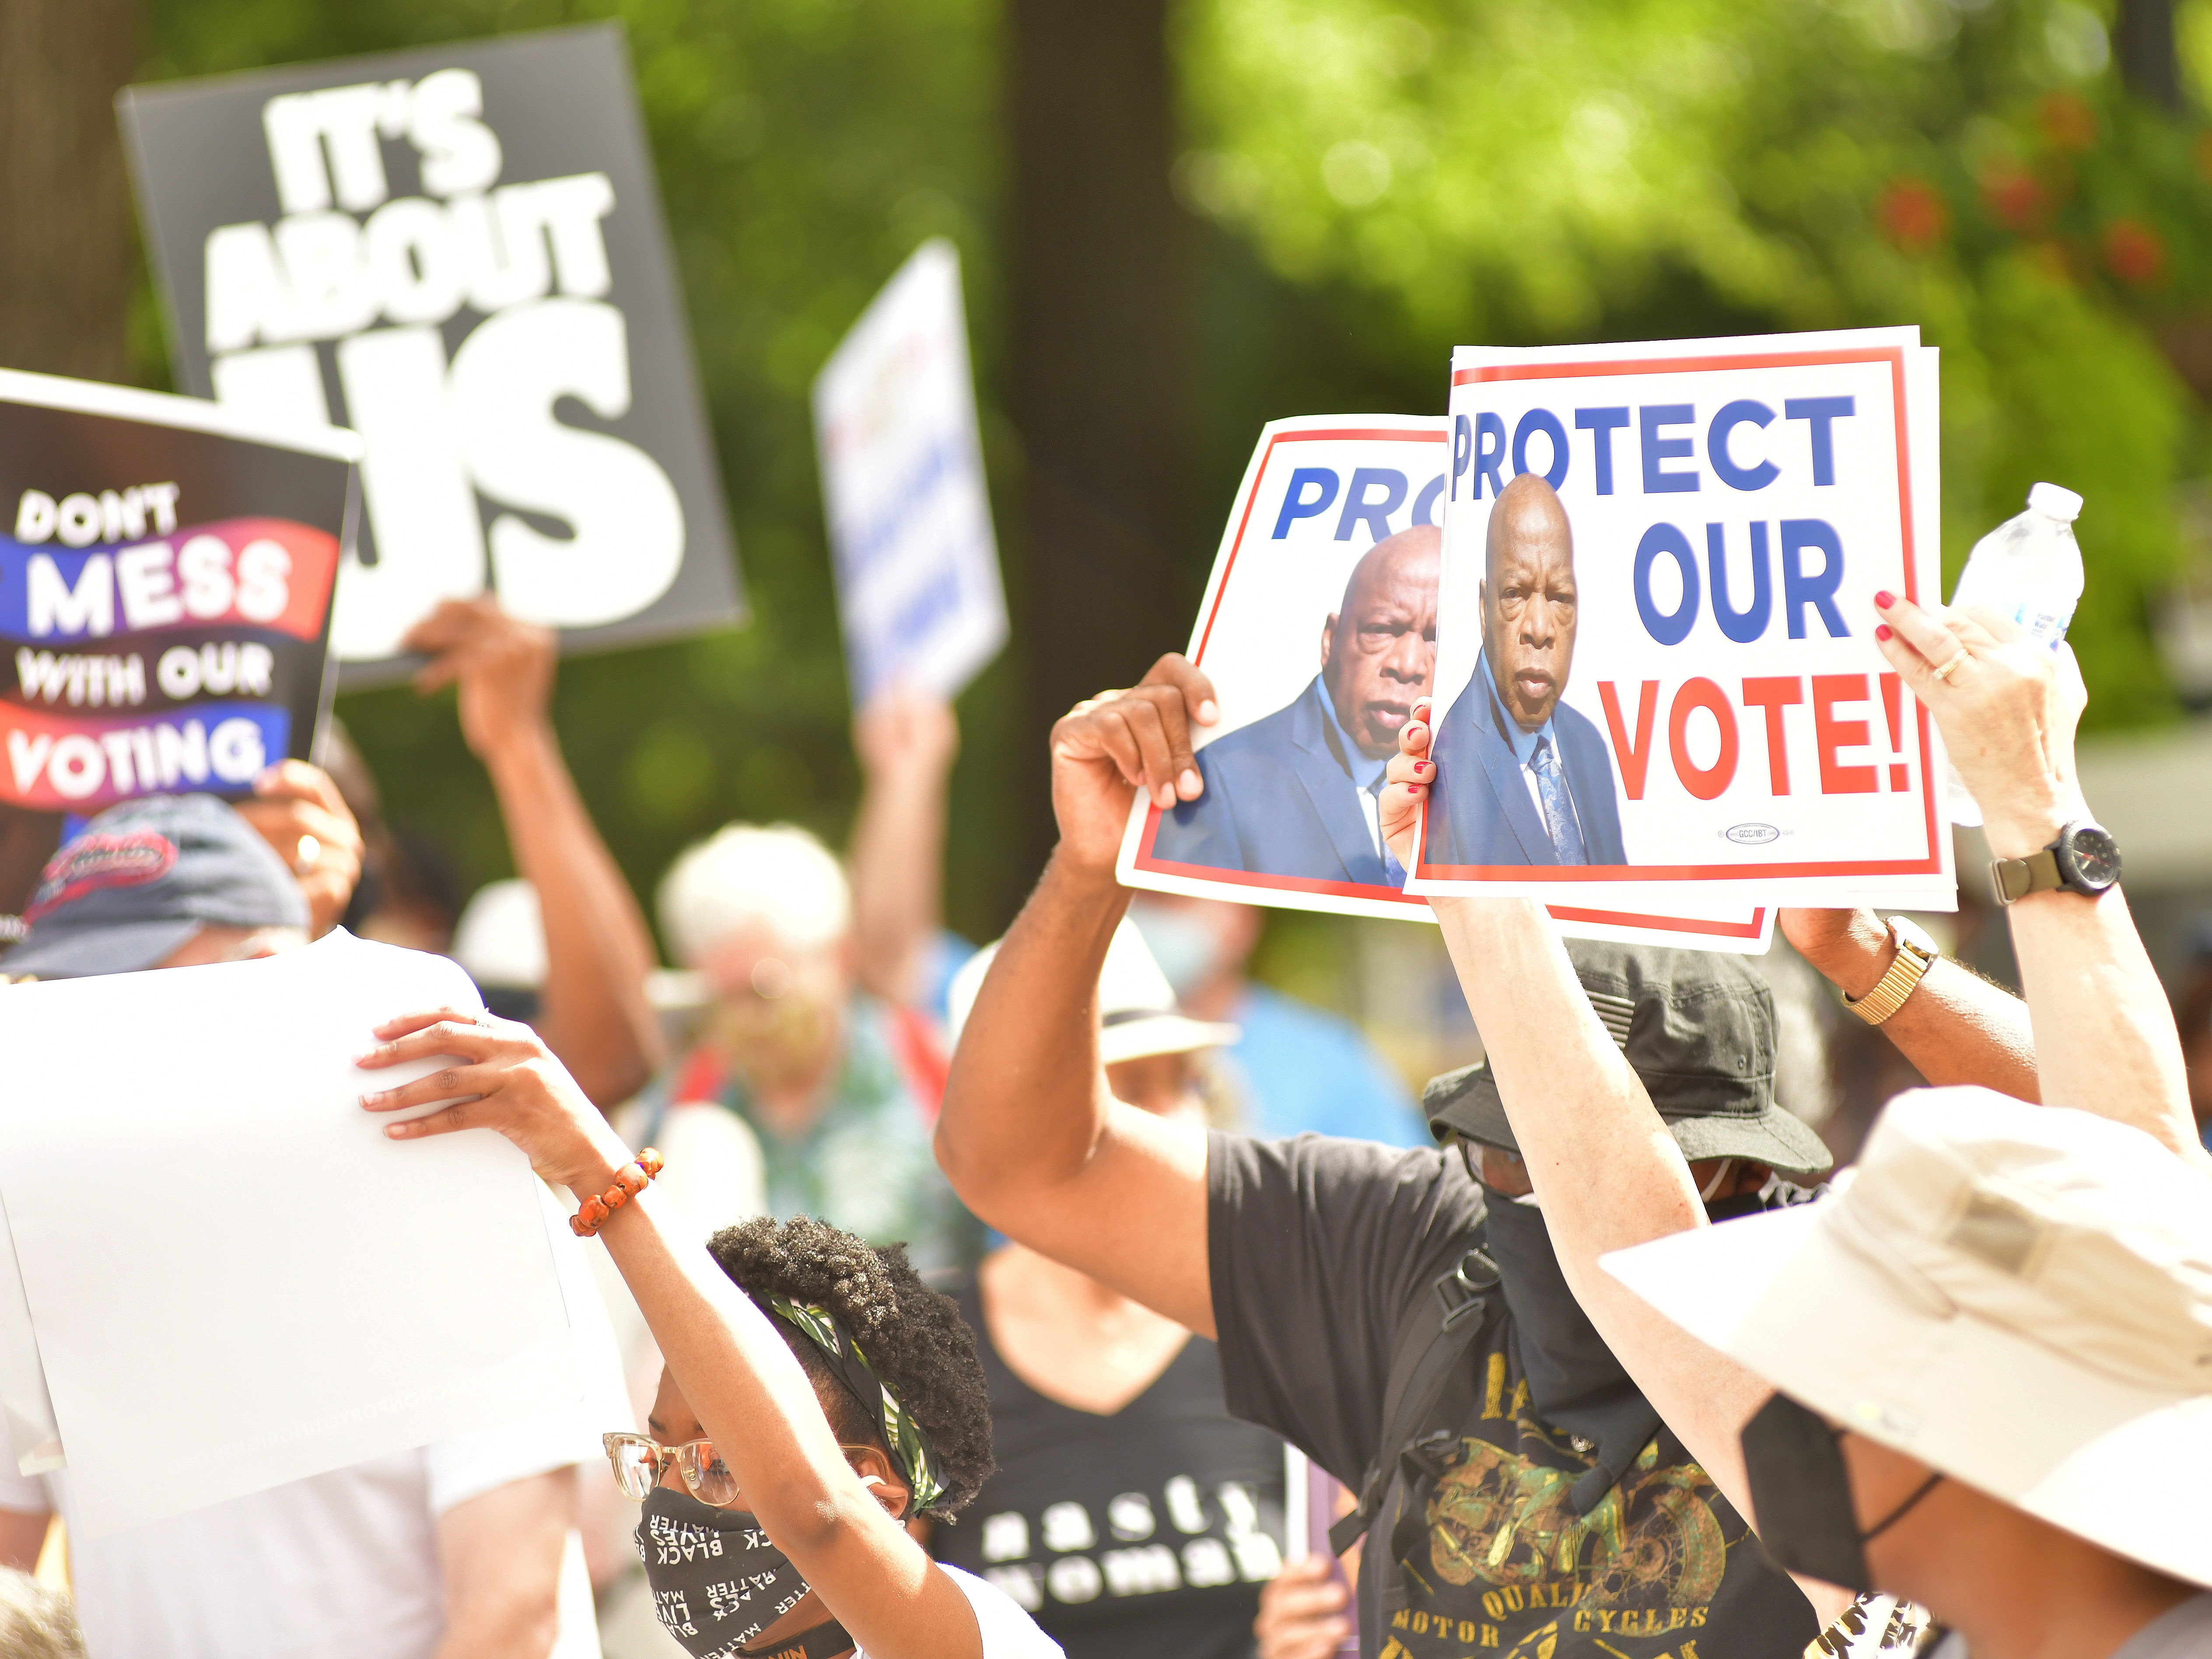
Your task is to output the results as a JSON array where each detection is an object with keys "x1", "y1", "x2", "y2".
[
  {"x1": 0, "y1": 794, "x2": 308, "y2": 980},
  {"x1": 1424, "y1": 938, "x2": 1834, "y2": 1180}
]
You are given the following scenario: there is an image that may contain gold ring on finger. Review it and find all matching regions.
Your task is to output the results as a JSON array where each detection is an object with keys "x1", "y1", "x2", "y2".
[{"x1": 1931, "y1": 648, "x2": 1970, "y2": 682}]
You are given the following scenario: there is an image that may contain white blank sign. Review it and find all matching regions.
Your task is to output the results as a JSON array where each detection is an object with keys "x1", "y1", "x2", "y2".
[{"x1": 0, "y1": 930, "x2": 576, "y2": 1539}]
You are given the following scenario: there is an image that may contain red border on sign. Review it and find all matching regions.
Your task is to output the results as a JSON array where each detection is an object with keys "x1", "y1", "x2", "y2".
[
  {"x1": 1129, "y1": 422, "x2": 1771, "y2": 937},
  {"x1": 1414, "y1": 347, "x2": 1940, "y2": 884}
]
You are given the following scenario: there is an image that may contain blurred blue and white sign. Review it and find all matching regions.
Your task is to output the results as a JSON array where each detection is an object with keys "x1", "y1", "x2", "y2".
[
  {"x1": 118, "y1": 24, "x2": 743, "y2": 682},
  {"x1": 813, "y1": 240, "x2": 1006, "y2": 708}
]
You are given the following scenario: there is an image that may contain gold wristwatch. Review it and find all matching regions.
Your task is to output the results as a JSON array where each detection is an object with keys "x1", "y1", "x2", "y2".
[{"x1": 1844, "y1": 916, "x2": 1939, "y2": 1027}]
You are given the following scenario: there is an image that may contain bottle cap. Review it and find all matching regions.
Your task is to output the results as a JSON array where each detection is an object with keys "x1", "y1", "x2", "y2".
[{"x1": 2028, "y1": 482, "x2": 2084, "y2": 522}]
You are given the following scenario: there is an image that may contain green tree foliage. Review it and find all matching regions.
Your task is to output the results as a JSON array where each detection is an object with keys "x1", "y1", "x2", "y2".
[{"x1": 1176, "y1": 0, "x2": 2212, "y2": 728}]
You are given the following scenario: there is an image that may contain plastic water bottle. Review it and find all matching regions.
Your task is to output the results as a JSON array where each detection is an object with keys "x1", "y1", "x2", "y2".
[{"x1": 1942, "y1": 481, "x2": 2085, "y2": 826}]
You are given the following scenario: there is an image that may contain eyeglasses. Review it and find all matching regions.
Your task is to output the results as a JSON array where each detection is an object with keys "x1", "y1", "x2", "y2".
[
  {"x1": 605, "y1": 1432, "x2": 738, "y2": 1505},
  {"x1": 602, "y1": 1432, "x2": 881, "y2": 1508}
]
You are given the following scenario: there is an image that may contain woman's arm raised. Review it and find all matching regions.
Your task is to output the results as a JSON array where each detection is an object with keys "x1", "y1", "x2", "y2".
[{"x1": 357, "y1": 1012, "x2": 987, "y2": 1659}]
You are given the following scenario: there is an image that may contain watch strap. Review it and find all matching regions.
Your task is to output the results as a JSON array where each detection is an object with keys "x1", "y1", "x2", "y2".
[
  {"x1": 1845, "y1": 927, "x2": 1936, "y2": 1026},
  {"x1": 1990, "y1": 849, "x2": 2062, "y2": 905}
]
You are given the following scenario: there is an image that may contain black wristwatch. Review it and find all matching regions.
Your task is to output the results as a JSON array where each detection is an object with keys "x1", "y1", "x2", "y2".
[{"x1": 1990, "y1": 818, "x2": 2122, "y2": 903}]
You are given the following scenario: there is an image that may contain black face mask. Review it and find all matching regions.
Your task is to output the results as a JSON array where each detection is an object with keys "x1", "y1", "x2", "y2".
[
  {"x1": 637, "y1": 1486, "x2": 848, "y2": 1659},
  {"x1": 1479, "y1": 1186, "x2": 1661, "y2": 1514},
  {"x1": 1703, "y1": 1190, "x2": 1768, "y2": 1224},
  {"x1": 1740, "y1": 1392, "x2": 1943, "y2": 1594}
]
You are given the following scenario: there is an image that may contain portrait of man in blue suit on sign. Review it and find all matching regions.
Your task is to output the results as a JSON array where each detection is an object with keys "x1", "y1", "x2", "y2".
[
  {"x1": 1425, "y1": 472, "x2": 1628, "y2": 867},
  {"x1": 1151, "y1": 524, "x2": 1438, "y2": 888}
]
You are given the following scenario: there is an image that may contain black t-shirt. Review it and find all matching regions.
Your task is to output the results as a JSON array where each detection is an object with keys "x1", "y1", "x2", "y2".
[
  {"x1": 934, "y1": 1271, "x2": 1285, "y2": 1659},
  {"x1": 1206, "y1": 1130, "x2": 1819, "y2": 1659}
]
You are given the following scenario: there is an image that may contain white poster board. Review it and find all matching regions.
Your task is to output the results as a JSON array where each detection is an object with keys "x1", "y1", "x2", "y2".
[
  {"x1": 814, "y1": 239, "x2": 1007, "y2": 708},
  {"x1": 1118, "y1": 415, "x2": 1774, "y2": 953},
  {"x1": 0, "y1": 931, "x2": 581, "y2": 1538},
  {"x1": 1410, "y1": 332, "x2": 1953, "y2": 912}
]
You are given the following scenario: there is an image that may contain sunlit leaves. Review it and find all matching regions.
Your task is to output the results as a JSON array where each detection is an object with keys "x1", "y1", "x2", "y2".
[{"x1": 1177, "y1": 0, "x2": 2205, "y2": 725}]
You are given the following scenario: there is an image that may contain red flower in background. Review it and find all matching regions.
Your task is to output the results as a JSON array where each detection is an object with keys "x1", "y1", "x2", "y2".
[
  {"x1": 1879, "y1": 178, "x2": 1950, "y2": 252},
  {"x1": 1980, "y1": 167, "x2": 2047, "y2": 232},
  {"x1": 2103, "y1": 219, "x2": 2167, "y2": 285},
  {"x1": 2039, "y1": 91, "x2": 2100, "y2": 151}
]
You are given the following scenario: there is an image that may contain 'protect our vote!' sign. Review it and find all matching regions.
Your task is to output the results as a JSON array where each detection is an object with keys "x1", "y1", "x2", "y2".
[
  {"x1": 1118, "y1": 414, "x2": 1774, "y2": 952},
  {"x1": 0, "y1": 371, "x2": 357, "y2": 814},
  {"x1": 814, "y1": 240, "x2": 1007, "y2": 709},
  {"x1": 1409, "y1": 329, "x2": 1953, "y2": 910},
  {"x1": 118, "y1": 23, "x2": 742, "y2": 682}
]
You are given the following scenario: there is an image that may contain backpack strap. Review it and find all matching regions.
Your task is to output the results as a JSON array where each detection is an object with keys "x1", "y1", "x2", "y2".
[{"x1": 1326, "y1": 1239, "x2": 1499, "y2": 1558}]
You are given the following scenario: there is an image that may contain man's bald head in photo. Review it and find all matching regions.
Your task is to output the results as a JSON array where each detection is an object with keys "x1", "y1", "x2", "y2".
[
  {"x1": 1320, "y1": 523, "x2": 1440, "y2": 760},
  {"x1": 1481, "y1": 473, "x2": 1580, "y2": 735}
]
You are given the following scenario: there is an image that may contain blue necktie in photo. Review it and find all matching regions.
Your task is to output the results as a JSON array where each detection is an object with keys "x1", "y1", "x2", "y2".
[
  {"x1": 1369, "y1": 778, "x2": 1407, "y2": 886},
  {"x1": 1532, "y1": 738, "x2": 1589, "y2": 865}
]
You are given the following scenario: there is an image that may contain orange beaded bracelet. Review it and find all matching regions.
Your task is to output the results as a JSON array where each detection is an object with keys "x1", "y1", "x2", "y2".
[{"x1": 570, "y1": 1148, "x2": 665, "y2": 1237}]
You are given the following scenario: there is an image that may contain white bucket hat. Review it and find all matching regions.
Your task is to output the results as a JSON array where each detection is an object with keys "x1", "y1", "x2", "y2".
[
  {"x1": 948, "y1": 919, "x2": 1240, "y2": 1066},
  {"x1": 1601, "y1": 1087, "x2": 2212, "y2": 1589}
]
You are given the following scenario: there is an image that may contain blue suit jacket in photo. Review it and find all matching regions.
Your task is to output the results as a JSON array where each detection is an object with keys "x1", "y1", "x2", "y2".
[
  {"x1": 1149, "y1": 675, "x2": 1391, "y2": 886},
  {"x1": 1425, "y1": 660, "x2": 1628, "y2": 867}
]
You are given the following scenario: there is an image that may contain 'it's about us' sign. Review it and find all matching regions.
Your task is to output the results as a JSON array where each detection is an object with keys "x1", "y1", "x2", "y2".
[{"x1": 119, "y1": 23, "x2": 742, "y2": 680}]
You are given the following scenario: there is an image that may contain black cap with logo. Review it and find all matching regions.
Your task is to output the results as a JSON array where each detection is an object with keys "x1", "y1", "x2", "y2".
[
  {"x1": 1424, "y1": 938, "x2": 1834, "y2": 1180},
  {"x1": 0, "y1": 794, "x2": 307, "y2": 980}
]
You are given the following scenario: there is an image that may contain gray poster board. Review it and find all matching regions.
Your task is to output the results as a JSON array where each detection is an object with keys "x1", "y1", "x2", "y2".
[{"x1": 119, "y1": 22, "x2": 743, "y2": 685}]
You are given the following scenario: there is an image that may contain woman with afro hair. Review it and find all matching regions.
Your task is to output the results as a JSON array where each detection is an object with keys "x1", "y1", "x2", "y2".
[{"x1": 358, "y1": 1007, "x2": 1061, "y2": 1659}]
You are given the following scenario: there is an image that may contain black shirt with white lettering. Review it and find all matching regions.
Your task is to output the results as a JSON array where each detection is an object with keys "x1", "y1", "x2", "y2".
[
  {"x1": 933, "y1": 1270, "x2": 1286, "y2": 1659},
  {"x1": 1206, "y1": 1130, "x2": 1820, "y2": 1659}
]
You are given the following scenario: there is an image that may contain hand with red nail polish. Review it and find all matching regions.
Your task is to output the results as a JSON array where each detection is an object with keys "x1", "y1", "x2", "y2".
[
  {"x1": 1874, "y1": 590, "x2": 1896, "y2": 609},
  {"x1": 1378, "y1": 701, "x2": 1437, "y2": 879},
  {"x1": 1871, "y1": 592, "x2": 2089, "y2": 855}
]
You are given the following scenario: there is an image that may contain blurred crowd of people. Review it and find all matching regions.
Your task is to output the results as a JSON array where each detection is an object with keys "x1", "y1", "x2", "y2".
[{"x1": 0, "y1": 589, "x2": 2208, "y2": 1659}]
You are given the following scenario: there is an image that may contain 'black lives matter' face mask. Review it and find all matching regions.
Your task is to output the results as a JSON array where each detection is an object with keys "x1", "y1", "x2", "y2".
[{"x1": 637, "y1": 1486, "x2": 849, "y2": 1659}]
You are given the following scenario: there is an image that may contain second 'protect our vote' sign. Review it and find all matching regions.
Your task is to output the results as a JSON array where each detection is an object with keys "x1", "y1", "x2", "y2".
[
  {"x1": 0, "y1": 370, "x2": 357, "y2": 814},
  {"x1": 1410, "y1": 329, "x2": 1953, "y2": 910},
  {"x1": 118, "y1": 23, "x2": 742, "y2": 681},
  {"x1": 1118, "y1": 414, "x2": 1774, "y2": 952}
]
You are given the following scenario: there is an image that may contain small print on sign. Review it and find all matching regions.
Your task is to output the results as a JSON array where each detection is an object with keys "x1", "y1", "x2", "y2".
[{"x1": 1410, "y1": 329, "x2": 1953, "y2": 914}]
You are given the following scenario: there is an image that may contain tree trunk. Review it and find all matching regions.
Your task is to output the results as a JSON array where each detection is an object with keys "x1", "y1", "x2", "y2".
[
  {"x1": 2116, "y1": 0, "x2": 2182, "y2": 112},
  {"x1": 0, "y1": 0, "x2": 137, "y2": 913},
  {"x1": 1007, "y1": 0, "x2": 1194, "y2": 875},
  {"x1": 0, "y1": 0, "x2": 140, "y2": 382}
]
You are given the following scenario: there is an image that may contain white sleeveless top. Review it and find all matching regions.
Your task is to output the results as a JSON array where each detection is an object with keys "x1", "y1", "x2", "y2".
[{"x1": 853, "y1": 1566, "x2": 1064, "y2": 1658}]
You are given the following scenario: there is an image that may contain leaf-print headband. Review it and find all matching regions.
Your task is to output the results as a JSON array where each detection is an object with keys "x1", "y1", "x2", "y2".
[{"x1": 755, "y1": 1292, "x2": 946, "y2": 1514}]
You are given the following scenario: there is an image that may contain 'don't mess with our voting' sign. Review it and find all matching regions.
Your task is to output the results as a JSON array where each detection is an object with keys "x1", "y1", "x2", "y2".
[
  {"x1": 119, "y1": 23, "x2": 742, "y2": 679},
  {"x1": 815, "y1": 240, "x2": 1008, "y2": 708},
  {"x1": 1119, "y1": 416, "x2": 1774, "y2": 952},
  {"x1": 1411, "y1": 330, "x2": 1953, "y2": 911},
  {"x1": 0, "y1": 371, "x2": 356, "y2": 814}
]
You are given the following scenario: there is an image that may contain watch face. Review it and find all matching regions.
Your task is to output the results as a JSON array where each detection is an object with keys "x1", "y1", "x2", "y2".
[{"x1": 2063, "y1": 825, "x2": 2122, "y2": 890}]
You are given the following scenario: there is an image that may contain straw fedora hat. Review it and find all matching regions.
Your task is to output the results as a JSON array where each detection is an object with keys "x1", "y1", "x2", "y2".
[
  {"x1": 947, "y1": 919, "x2": 1240, "y2": 1067},
  {"x1": 1601, "y1": 1088, "x2": 2212, "y2": 1589}
]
